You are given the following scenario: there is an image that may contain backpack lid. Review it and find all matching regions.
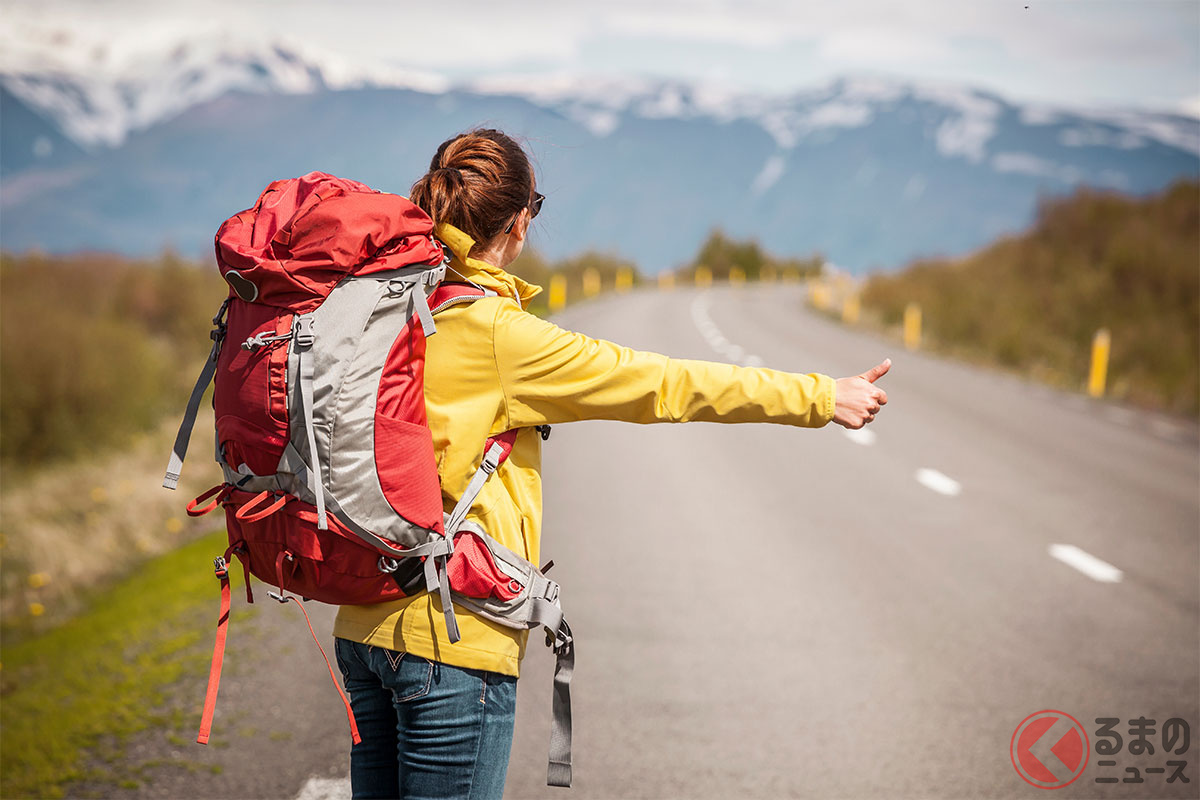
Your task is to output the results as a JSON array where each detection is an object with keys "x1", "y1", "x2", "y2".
[{"x1": 215, "y1": 171, "x2": 444, "y2": 312}]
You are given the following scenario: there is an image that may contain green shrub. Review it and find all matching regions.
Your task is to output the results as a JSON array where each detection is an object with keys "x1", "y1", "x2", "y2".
[
  {"x1": 0, "y1": 253, "x2": 228, "y2": 470},
  {"x1": 862, "y1": 181, "x2": 1200, "y2": 414}
]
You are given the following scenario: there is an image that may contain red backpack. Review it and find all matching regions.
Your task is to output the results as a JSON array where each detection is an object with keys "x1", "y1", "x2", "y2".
[{"x1": 164, "y1": 172, "x2": 574, "y2": 787}]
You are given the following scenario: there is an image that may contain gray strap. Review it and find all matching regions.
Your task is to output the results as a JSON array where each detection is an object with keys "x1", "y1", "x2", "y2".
[
  {"x1": 529, "y1": 596, "x2": 564, "y2": 634},
  {"x1": 435, "y1": 440, "x2": 505, "y2": 644},
  {"x1": 446, "y1": 442, "x2": 505, "y2": 535},
  {"x1": 411, "y1": 286, "x2": 437, "y2": 337},
  {"x1": 418, "y1": 541, "x2": 461, "y2": 643},
  {"x1": 546, "y1": 622, "x2": 574, "y2": 788},
  {"x1": 162, "y1": 337, "x2": 220, "y2": 489},
  {"x1": 293, "y1": 316, "x2": 327, "y2": 529},
  {"x1": 278, "y1": 444, "x2": 452, "y2": 561},
  {"x1": 437, "y1": 556, "x2": 460, "y2": 643},
  {"x1": 423, "y1": 550, "x2": 440, "y2": 594}
]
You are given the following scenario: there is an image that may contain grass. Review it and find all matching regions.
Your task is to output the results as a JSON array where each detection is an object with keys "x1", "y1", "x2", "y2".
[
  {"x1": 1, "y1": 405, "x2": 224, "y2": 629},
  {"x1": 0, "y1": 527, "x2": 253, "y2": 799}
]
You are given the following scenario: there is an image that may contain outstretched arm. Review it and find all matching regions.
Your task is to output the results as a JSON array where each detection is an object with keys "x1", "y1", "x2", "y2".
[{"x1": 492, "y1": 302, "x2": 838, "y2": 429}]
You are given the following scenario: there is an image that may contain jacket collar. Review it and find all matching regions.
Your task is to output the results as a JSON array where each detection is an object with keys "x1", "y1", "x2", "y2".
[{"x1": 435, "y1": 222, "x2": 542, "y2": 308}]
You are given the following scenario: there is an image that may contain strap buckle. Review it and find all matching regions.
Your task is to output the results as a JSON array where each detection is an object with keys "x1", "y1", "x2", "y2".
[
  {"x1": 293, "y1": 316, "x2": 315, "y2": 347},
  {"x1": 213, "y1": 556, "x2": 228, "y2": 579},
  {"x1": 209, "y1": 299, "x2": 230, "y2": 344}
]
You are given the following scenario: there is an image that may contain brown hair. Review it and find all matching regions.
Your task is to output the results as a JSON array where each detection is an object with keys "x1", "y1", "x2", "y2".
[{"x1": 409, "y1": 129, "x2": 535, "y2": 249}]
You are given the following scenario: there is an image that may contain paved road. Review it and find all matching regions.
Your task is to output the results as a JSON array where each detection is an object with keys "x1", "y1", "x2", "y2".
[
  {"x1": 502, "y1": 285, "x2": 1199, "y2": 799},
  {"x1": 103, "y1": 285, "x2": 1198, "y2": 799}
]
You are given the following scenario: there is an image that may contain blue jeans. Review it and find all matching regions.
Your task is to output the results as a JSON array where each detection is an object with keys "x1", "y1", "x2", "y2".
[{"x1": 333, "y1": 637, "x2": 517, "y2": 800}]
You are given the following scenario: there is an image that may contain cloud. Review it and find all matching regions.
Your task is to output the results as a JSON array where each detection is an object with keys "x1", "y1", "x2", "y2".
[{"x1": 1, "y1": 0, "x2": 1196, "y2": 115}]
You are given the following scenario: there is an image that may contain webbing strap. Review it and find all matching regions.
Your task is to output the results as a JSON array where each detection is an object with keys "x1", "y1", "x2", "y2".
[
  {"x1": 278, "y1": 594, "x2": 361, "y2": 745},
  {"x1": 437, "y1": 556, "x2": 460, "y2": 643},
  {"x1": 163, "y1": 339, "x2": 220, "y2": 490},
  {"x1": 412, "y1": 285, "x2": 436, "y2": 337},
  {"x1": 281, "y1": 444, "x2": 452, "y2": 561},
  {"x1": 435, "y1": 437, "x2": 511, "y2": 646},
  {"x1": 196, "y1": 558, "x2": 232, "y2": 745},
  {"x1": 529, "y1": 595, "x2": 564, "y2": 634},
  {"x1": 547, "y1": 624, "x2": 575, "y2": 788},
  {"x1": 294, "y1": 316, "x2": 327, "y2": 529},
  {"x1": 164, "y1": 300, "x2": 227, "y2": 490},
  {"x1": 446, "y1": 442, "x2": 505, "y2": 536}
]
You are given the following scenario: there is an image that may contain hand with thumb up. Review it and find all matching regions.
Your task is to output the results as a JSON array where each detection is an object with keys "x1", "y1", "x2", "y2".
[{"x1": 833, "y1": 358, "x2": 891, "y2": 429}]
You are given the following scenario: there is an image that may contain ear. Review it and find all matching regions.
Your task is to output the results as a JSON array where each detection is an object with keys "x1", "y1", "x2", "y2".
[{"x1": 512, "y1": 208, "x2": 531, "y2": 243}]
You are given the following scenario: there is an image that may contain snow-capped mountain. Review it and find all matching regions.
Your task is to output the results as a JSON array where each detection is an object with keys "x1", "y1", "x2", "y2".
[{"x1": 2, "y1": 35, "x2": 1197, "y2": 271}]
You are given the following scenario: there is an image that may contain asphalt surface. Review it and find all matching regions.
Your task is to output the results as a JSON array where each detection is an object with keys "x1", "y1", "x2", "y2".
[
  {"x1": 504, "y1": 285, "x2": 1198, "y2": 799},
  {"x1": 91, "y1": 285, "x2": 1199, "y2": 799}
]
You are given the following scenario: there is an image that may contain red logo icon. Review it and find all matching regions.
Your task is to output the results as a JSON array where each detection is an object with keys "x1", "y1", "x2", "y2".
[{"x1": 1011, "y1": 710, "x2": 1090, "y2": 789}]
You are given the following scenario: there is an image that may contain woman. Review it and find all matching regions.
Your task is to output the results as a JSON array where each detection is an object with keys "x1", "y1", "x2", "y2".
[{"x1": 332, "y1": 128, "x2": 890, "y2": 800}]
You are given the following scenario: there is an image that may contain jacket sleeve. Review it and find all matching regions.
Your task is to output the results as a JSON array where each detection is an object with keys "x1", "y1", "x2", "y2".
[{"x1": 491, "y1": 301, "x2": 836, "y2": 429}]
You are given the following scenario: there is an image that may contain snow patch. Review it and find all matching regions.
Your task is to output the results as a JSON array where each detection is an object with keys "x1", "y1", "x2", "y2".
[
  {"x1": 808, "y1": 101, "x2": 872, "y2": 129},
  {"x1": 1073, "y1": 108, "x2": 1200, "y2": 155},
  {"x1": 757, "y1": 99, "x2": 874, "y2": 149},
  {"x1": 936, "y1": 114, "x2": 997, "y2": 163},
  {"x1": 991, "y1": 152, "x2": 1081, "y2": 184},
  {"x1": 1022, "y1": 99, "x2": 1198, "y2": 154},
  {"x1": 1059, "y1": 127, "x2": 1144, "y2": 149},
  {"x1": 572, "y1": 108, "x2": 621, "y2": 137},
  {"x1": 915, "y1": 85, "x2": 1003, "y2": 163},
  {"x1": 903, "y1": 174, "x2": 927, "y2": 201},
  {"x1": 750, "y1": 154, "x2": 786, "y2": 195}
]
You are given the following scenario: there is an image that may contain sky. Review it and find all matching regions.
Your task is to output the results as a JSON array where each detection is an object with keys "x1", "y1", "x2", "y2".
[{"x1": 3, "y1": 0, "x2": 1199, "y2": 116}]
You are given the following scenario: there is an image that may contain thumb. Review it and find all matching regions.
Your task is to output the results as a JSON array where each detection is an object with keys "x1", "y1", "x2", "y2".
[{"x1": 860, "y1": 358, "x2": 892, "y2": 383}]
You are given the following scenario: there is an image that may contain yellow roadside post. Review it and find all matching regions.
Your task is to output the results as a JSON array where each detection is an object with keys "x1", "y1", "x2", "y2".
[
  {"x1": 810, "y1": 281, "x2": 830, "y2": 311},
  {"x1": 760, "y1": 265, "x2": 776, "y2": 283},
  {"x1": 695, "y1": 266, "x2": 713, "y2": 288},
  {"x1": 658, "y1": 271, "x2": 675, "y2": 290},
  {"x1": 842, "y1": 294, "x2": 860, "y2": 324},
  {"x1": 548, "y1": 274, "x2": 567, "y2": 312},
  {"x1": 582, "y1": 267, "x2": 601, "y2": 298},
  {"x1": 903, "y1": 303, "x2": 922, "y2": 350},
  {"x1": 783, "y1": 269, "x2": 800, "y2": 284},
  {"x1": 1088, "y1": 328, "x2": 1111, "y2": 398},
  {"x1": 729, "y1": 267, "x2": 745, "y2": 286},
  {"x1": 615, "y1": 266, "x2": 633, "y2": 293}
]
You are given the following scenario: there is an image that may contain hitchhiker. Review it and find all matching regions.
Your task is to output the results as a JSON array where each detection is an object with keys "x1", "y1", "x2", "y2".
[{"x1": 330, "y1": 128, "x2": 890, "y2": 799}]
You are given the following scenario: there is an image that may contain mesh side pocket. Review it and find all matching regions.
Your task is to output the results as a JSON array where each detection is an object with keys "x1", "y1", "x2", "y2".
[{"x1": 446, "y1": 531, "x2": 522, "y2": 602}]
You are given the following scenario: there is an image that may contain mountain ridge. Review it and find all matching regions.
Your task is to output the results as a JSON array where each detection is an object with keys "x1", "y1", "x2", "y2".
[{"x1": 2, "y1": 35, "x2": 1197, "y2": 272}]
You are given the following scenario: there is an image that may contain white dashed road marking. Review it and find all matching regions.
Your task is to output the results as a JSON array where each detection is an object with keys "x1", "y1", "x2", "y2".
[
  {"x1": 915, "y1": 468, "x2": 961, "y2": 496},
  {"x1": 842, "y1": 427, "x2": 877, "y2": 446},
  {"x1": 1049, "y1": 544, "x2": 1124, "y2": 583},
  {"x1": 690, "y1": 292, "x2": 762, "y2": 368},
  {"x1": 295, "y1": 776, "x2": 350, "y2": 800}
]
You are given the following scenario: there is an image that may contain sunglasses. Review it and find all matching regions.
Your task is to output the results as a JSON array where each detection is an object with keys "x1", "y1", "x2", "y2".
[{"x1": 504, "y1": 192, "x2": 545, "y2": 234}]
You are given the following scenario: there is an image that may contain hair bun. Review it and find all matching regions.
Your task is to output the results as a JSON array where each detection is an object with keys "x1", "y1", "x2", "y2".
[{"x1": 409, "y1": 128, "x2": 535, "y2": 246}]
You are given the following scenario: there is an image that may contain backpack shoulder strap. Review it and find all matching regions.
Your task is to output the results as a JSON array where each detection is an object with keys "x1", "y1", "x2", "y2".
[{"x1": 430, "y1": 282, "x2": 495, "y2": 315}]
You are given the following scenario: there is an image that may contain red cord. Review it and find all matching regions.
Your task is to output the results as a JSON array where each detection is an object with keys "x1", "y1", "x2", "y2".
[{"x1": 282, "y1": 596, "x2": 361, "y2": 745}]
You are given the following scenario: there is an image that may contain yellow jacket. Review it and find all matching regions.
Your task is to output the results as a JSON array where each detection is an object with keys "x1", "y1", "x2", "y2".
[{"x1": 333, "y1": 223, "x2": 836, "y2": 676}]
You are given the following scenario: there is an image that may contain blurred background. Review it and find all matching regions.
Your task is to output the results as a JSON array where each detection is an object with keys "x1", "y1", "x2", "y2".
[{"x1": 1, "y1": 2, "x2": 1197, "y2": 798}]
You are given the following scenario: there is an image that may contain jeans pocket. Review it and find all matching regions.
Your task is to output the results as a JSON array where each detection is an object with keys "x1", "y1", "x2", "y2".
[{"x1": 387, "y1": 654, "x2": 434, "y2": 703}]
